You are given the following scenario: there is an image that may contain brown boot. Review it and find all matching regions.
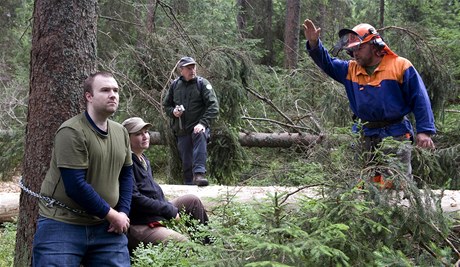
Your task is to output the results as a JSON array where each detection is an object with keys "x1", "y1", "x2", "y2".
[{"x1": 193, "y1": 173, "x2": 209, "y2": 186}]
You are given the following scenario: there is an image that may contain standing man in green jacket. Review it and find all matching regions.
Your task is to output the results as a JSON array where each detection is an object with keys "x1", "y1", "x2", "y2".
[{"x1": 163, "y1": 56, "x2": 219, "y2": 186}]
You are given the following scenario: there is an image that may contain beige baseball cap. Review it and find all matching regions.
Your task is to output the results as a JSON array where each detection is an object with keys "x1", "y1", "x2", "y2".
[{"x1": 122, "y1": 117, "x2": 152, "y2": 133}]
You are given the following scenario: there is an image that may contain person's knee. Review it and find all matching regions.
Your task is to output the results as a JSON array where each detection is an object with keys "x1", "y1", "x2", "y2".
[
  {"x1": 164, "y1": 233, "x2": 189, "y2": 243},
  {"x1": 182, "y1": 194, "x2": 203, "y2": 205}
]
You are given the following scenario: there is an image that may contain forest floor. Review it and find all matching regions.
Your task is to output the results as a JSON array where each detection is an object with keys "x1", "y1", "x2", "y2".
[{"x1": 1, "y1": 175, "x2": 460, "y2": 215}]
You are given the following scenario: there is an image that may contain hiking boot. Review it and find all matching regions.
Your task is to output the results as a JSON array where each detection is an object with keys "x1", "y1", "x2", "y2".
[{"x1": 193, "y1": 173, "x2": 209, "y2": 187}]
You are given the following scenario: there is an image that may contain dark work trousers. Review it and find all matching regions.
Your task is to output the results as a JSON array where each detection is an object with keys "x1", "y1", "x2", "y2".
[
  {"x1": 128, "y1": 194, "x2": 209, "y2": 251},
  {"x1": 361, "y1": 134, "x2": 413, "y2": 180},
  {"x1": 171, "y1": 194, "x2": 209, "y2": 224},
  {"x1": 177, "y1": 128, "x2": 209, "y2": 185}
]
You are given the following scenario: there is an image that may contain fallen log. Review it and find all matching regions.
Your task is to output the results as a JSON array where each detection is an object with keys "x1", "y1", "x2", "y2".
[
  {"x1": 0, "y1": 192, "x2": 20, "y2": 223},
  {"x1": 1, "y1": 186, "x2": 459, "y2": 223},
  {"x1": 237, "y1": 132, "x2": 324, "y2": 148},
  {"x1": 150, "y1": 131, "x2": 347, "y2": 148},
  {"x1": 2, "y1": 130, "x2": 346, "y2": 148}
]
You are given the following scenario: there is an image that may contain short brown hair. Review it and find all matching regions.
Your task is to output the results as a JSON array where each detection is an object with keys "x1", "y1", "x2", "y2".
[{"x1": 83, "y1": 71, "x2": 114, "y2": 95}]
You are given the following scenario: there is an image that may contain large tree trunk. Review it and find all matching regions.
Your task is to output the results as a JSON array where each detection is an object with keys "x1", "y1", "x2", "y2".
[
  {"x1": 379, "y1": 0, "x2": 385, "y2": 30},
  {"x1": 236, "y1": 0, "x2": 274, "y2": 65},
  {"x1": 14, "y1": 0, "x2": 98, "y2": 265},
  {"x1": 146, "y1": 0, "x2": 156, "y2": 33},
  {"x1": 283, "y1": 0, "x2": 301, "y2": 69}
]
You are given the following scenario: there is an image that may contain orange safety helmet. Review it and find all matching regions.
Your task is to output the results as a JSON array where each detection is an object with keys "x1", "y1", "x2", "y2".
[
  {"x1": 339, "y1": 23, "x2": 380, "y2": 49},
  {"x1": 331, "y1": 23, "x2": 397, "y2": 57}
]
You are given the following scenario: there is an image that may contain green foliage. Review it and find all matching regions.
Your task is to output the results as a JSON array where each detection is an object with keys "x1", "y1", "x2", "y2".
[
  {"x1": 412, "y1": 145, "x2": 460, "y2": 189},
  {"x1": 208, "y1": 125, "x2": 247, "y2": 185},
  {"x1": 0, "y1": 0, "x2": 32, "y2": 71},
  {"x1": 132, "y1": 242, "x2": 204, "y2": 267},
  {"x1": 412, "y1": 105, "x2": 460, "y2": 189},
  {"x1": 132, "y1": 172, "x2": 458, "y2": 266},
  {"x1": 0, "y1": 130, "x2": 23, "y2": 181},
  {"x1": 0, "y1": 0, "x2": 31, "y2": 180},
  {"x1": 97, "y1": 0, "x2": 257, "y2": 183},
  {"x1": 0, "y1": 222, "x2": 17, "y2": 267},
  {"x1": 131, "y1": 213, "x2": 214, "y2": 267},
  {"x1": 240, "y1": 150, "x2": 326, "y2": 186}
]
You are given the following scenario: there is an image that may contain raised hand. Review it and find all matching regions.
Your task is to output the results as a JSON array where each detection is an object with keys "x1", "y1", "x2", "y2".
[{"x1": 302, "y1": 19, "x2": 321, "y2": 48}]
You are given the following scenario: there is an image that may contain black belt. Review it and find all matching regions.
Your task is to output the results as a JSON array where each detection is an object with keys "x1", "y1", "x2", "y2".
[{"x1": 353, "y1": 115, "x2": 404, "y2": 129}]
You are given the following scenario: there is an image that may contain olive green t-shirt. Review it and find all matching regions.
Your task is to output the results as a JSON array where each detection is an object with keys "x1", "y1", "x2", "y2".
[{"x1": 39, "y1": 113, "x2": 132, "y2": 225}]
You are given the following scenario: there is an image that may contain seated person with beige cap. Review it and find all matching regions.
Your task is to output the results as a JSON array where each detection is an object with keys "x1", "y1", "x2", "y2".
[{"x1": 121, "y1": 117, "x2": 209, "y2": 251}]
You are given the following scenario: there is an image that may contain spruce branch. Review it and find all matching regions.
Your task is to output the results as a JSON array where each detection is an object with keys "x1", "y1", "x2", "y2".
[
  {"x1": 244, "y1": 86, "x2": 300, "y2": 133},
  {"x1": 99, "y1": 15, "x2": 142, "y2": 26},
  {"x1": 156, "y1": 1, "x2": 198, "y2": 54},
  {"x1": 280, "y1": 183, "x2": 325, "y2": 206},
  {"x1": 430, "y1": 222, "x2": 460, "y2": 259}
]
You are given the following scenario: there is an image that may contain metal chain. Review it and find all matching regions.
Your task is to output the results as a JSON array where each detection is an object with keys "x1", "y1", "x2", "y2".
[{"x1": 19, "y1": 177, "x2": 86, "y2": 215}]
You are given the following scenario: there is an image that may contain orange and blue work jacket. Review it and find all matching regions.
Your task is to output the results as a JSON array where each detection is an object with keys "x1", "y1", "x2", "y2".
[{"x1": 306, "y1": 40, "x2": 436, "y2": 139}]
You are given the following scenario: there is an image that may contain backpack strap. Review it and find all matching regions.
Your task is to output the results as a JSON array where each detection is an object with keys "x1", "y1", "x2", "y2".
[
  {"x1": 171, "y1": 76, "x2": 205, "y2": 97},
  {"x1": 170, "y1": 78, "x2": 180, "y2": 93},
  {"x1": 197, "y1": 76, "x2": 205, "y2": 97}
]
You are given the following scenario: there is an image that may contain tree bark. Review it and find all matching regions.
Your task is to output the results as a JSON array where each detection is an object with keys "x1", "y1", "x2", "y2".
[
  {"x1": 379, "y1": 0, "x2": 385, "y2": 30},
  {"x1": 236, "y1": 0, "x2": 246, "y2": 37},
  {"x1": 236, "y1": 0, "x2": 274, "y2": 65},
  {"x1": 14, "y1": 0, "x2": 98, "y2": 265},
  {"x1": 146, "y1": 0, "x2": 157, "y2": 33},
  {"x1": 283, "y1": 0, "x2": 301, "y2": 69}
]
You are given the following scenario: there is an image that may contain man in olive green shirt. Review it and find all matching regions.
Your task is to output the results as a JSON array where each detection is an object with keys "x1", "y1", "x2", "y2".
[{"x1": 33, "y1": 71, "x2": 133, "y2": 267}]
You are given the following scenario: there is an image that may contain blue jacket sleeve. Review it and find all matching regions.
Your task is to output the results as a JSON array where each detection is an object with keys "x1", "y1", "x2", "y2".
[
  {"x1": 60, "y1": 168, "x2": 110, "y2": 219},
  {"x1": 306, "y1": 40, "x2": 350, "y2": 84},
  {"x1": 403, "y1": 67, "x2": 436, "y2": 134},
  {"x1": 115, "y1": 165, "x2": 133, "y2": 215}
]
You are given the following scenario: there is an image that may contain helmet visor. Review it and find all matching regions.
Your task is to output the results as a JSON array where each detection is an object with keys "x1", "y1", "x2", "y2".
[{"x1": 339, "y1": 32, "x2": 362, "y2": 52}]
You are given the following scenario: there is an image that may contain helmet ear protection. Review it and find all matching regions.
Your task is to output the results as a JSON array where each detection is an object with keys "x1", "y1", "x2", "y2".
[{"x1": 365, "y1": 27, "x2": 386, "y2": 50}]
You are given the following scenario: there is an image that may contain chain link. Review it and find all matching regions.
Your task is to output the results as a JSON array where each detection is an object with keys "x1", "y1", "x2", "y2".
[{"x1": 19, "y1": 177, "x2": 86, "y2": 214}]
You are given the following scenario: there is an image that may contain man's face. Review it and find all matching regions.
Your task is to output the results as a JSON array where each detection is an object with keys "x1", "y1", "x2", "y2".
[
  {"x1": 129, "y1": 128, "x2": 150, "y2": 154},
  {"x1": 85, "y1": 75, "x2": 119, "y2": 115},
  {"x1": 180, "y1": 64, "x2": 196, "y2": 81},
  {"x1": 352, "y1": 42, "x2": 376, "y2": 67}
]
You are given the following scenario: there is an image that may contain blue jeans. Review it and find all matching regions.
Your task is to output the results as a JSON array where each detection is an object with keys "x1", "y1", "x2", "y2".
[
  {"x1": 33, "y1": 216, "x2": 130, "y2": 267},
  {"x1": 177, "y1": 129, "x2": 209, "y2": 184}
]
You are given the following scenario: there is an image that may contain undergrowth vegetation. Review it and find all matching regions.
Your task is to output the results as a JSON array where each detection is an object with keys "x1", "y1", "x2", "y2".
[
  {"x1": 129, "y1": 174, "x2": 458, "y2": 266},
  {"x1": 0, "y1": 222, "x2": 16, "y2": 267},
  {"x1": 127, "y1": 139, "x2": 460, "y2": 266},
  {"x1": 2, "y1": 130, "x2": 459, "y2": 266}
]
